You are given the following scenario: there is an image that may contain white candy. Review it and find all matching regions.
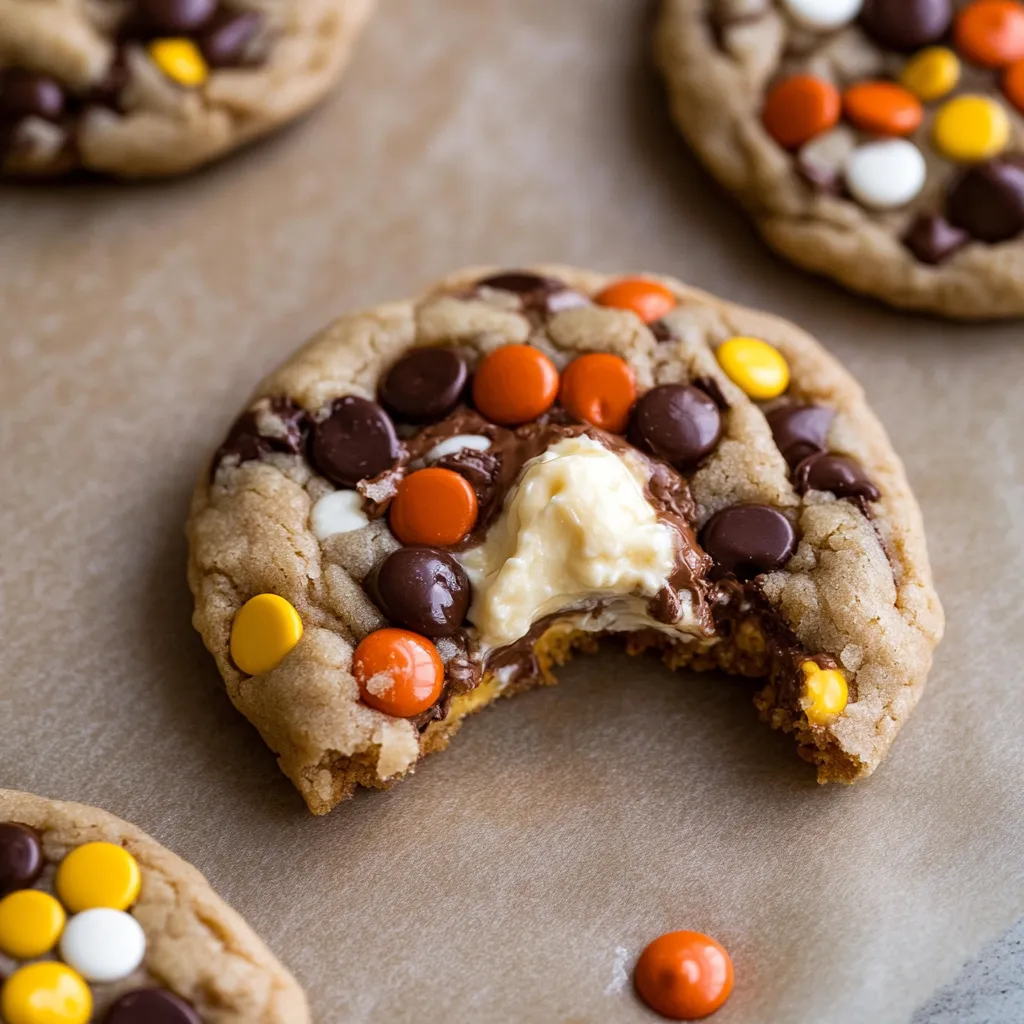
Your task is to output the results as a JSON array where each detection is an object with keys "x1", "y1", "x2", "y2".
[
  {"x1": 782, "y1": 0, "x2": 863, "y2": 31},
  {"x1": 59, "y1": 908, "x2": 146, "y2": 983},
  {"x1": 844, "y1": 139, "x2": 926, "y2": 210},
  {"x1": 311, "y1": 490, "x2": 369, "y2": 539},
  {"x1": 425, "y1": 434, "x2": 492, "y2": 464}
]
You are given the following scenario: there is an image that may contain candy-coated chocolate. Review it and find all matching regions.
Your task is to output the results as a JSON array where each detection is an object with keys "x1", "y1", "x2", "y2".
[
  {"x1": 1, "y1": 962, "x2": 92, "y2": 1024},
  {"x1": 629, "y1": 384, "x2": 723, "y2": 469},
  {"x1": 593, "y1": 278, "x2": 677, "y2": 324},
  {"x1": 310, "y1": 395, "x2": 400, "y2": 488},
  {"x1": 794, "y1": 452, "x2": 881, "y2": 501},
  {"x1": 0, "y1": 890, "x2": 65, "y2": 959},
  {"x1": 379, "y1": 347, "x2": 469, "y2": 423},
  {"x1": 634, "y1": 930, "x2": 735, "y2": 1020},
  {"x1": 147, "y1": 39, "x2": 209, "y2": 87},
  {"x1": 1002, "y1": 57, "x2": 1024, "y2": 111},
  {"x1": 947, "y1": 157, "x2": 1024, "y2": 241},
  {"x1": 353, "y1": 628, "x2": 444, "y2": 718},
  {"x1": 389, "y1": 468, "x2": 479, "y2": 547},
  {"x1": 102, "y1": 989, "x2": 201, "y2": 1024},
  {"x1": 955, "y1": 0, "x2": 1024, "y2": 67},
  {"x1": 765, "y1": 403, "x2": 834, "y2": 468},
  {"x1": 55, "y1": 842, "x2": 142, "y2": 914},
  {"x1": 899, "y1": 46, "x2": 961, "y2": 101},
  {"x1": 229, "y1": 593, "x2": 303, "y2": 676},
  {"x1": 558, "y1": 352, "x2": 637, "y2": 433},
  {"x1": 782, "y1": 0, "x2": 863, "y2": 31},
  {"x1": 715, "y1": 337, "x2": 790, "y2": 399},
  {"x1": 700, "y1": 505, "x2": 797, "y2": 580},
  {"x1": 59, "y1": 908, "x2": 146, "y2": 983},
  {"x1": 0, "y1": 823, "x2": 43, "y2": 894},
  {"x1": 801, "y1": 661, "x2": 849, "y2": 723},
  {"x1": 844, "y1": 139, "x2": 927, "y2": 209},
  {"x1": 932, "y1": 94, "x2": 1011, "y2": 162},
  {"x1": 762, "y1": 74, "x2": 841, "y2": 149},
  {"x1": 471, "y1": 344, "x2": 559, "y2": 425},
  {"x1": 0, "y1": 70, "x2": 65, "y2": 122},
  {"x1": 137, "y1": 0, "x2": 217, "y2": 34},
  {"x1": 842, "y1": 81, "x2": 923, "y2": 136},
  {"x1": 859, "y1": 0, "x2": 953, "y2": 51},
  {"x1": 373, "y1": 547, "x2": 471, "y2": 637},
  {"x1": 197, "y1": 10, "x2": 263, "y2": 67}
]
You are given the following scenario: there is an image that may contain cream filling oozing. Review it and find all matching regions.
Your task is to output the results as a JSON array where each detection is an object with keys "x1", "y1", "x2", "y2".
[{"x1": 456, "y1": 435, "x2": 702, "y2": 651}]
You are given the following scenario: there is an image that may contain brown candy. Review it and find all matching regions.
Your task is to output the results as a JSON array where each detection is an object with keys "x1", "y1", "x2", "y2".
[
  {"x1": 103, "y1": 989, "x2": 201, "y2": 1024},
  {"x1": 0, "y1": 822, "x2": 43, "y2": 894},
  {"x1": 794, "y1": 453, "x2": 880, "y2": 503},
  {"x1": 197, "y1": 9, "x2": 263, "y2": 67},
  {"x1": 765, "y1": 403, "x2": 834, "y2": 469},
  {"x1": 0, "y1": 70, "x2": 65, "y2": 122},
  {"x1": 903, "y1": 213, "x2": 970, "y2": 265},
  {"x1": 859, "y1": 0, "x2": 953, "y2": 51},
  {"x1": 947, "y1": 158, "x2": 1024, "y2": 244},
  {"x1": 136, "y1": 0, "x2": 218, "y2": 33},
  {"x1": 628, "y1": 384, "x2": 723, "y2": 469},
  {"x1": 373, "y1": 546, "x2": 471, "y2": 637},
  {"x1": 379, "y1": 348, "x2": 469, "y2": 423},
  {"x1": 310, "y1": 396, "x2": 400, "y2": 488},
  {"x1": 213, "y1": 398, "x2": 307, "y2": 472},
  {"x1": 699, "y1": 505, "x2": 796, "y2": 580}
]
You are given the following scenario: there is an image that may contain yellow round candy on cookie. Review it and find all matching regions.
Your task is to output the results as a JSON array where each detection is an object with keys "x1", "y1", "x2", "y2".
[
  {"x1": 801, "y1": 662, "x2": 849, "y2": 725},
  {"x1": 900, "y1": 47, "x2": 961, "y2": 102},
  {"x1": 0, "y1": 890, "x2": 66, "y2": 959},
  {"x1": 716, "y1": 336, "x2": 790, "y2": 399},
  {"x1": 1, "y1": 963, "x2": 92, "y2": 1024},
  {"x1": 55, "y1": 842, "x2": 141, "y2": 913},
  {"x1": 932, "y1": 95, "x2": 1011, "y2": 162},
  {"x1": 148, "y1": 38, "x2": 209, "y2": 87},
  {"x1": 230, "y1": 593, "x2": 304, "y2": 675}
]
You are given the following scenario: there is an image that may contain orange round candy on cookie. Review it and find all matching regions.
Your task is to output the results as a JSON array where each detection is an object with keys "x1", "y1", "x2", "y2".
[
  {"x1": 634, "y1": 930, "x2": 734, "y2": 1020},
  {"x1": 559, "y1": 353, "x2": 637, "y2": 433},
  {"x1": 956, "y1": 0, "x2": 1024, "y2": 67},
  {"x1": 843, "y1": 81, "x2": 923, "y2": 136},
  {"x1": 389, "y1": 467, "x2": 478, "y2": 547},
  {"x1": 1003, "y1": 57, "x2": 1024, "y2": 110},
  {"x1": 762, "y1": 74, "x2": 841, "y2": 149},
  {"x1": 472, "y1": 344, "x2": 559, "y2": 425},
  {"x1": 594, "y1": 277, "x2": 677, "y2": 324},
  {"x1": 353, "y1": 628, "x2": 444, "y2": 718}
]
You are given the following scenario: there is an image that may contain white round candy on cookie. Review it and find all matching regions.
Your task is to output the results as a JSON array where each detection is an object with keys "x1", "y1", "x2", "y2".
[
  {"x1": 782, "y1": 0, "x2": 864, "y2": 31},
  {"x1": 844, "y1": 140, "x2": 926, "y2": 210}
]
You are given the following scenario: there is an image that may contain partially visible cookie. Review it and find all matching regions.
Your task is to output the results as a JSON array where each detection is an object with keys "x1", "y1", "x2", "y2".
[
  {"x1": 0, "y1": 789, "x2": 308, "y2": 1024},
  {"x1": 0, "y1": 0, "x2": 374, "y2": 178},
  {"x1": 656, "y1": 0, "x2": 1024, "y2": 318}
]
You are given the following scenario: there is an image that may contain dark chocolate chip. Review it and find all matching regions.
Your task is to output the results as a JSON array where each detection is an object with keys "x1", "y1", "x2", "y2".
[
  {"x1": 475, "y1": 271, "x2": 559, "y2": 294},
  {"x1": 88, "y1": 51, "x2": 132, "y2": 111},
  {"x1": 197, "y1": 9, "x2": 263, "y2": 67},
  {"x1": 903, "y1": 213, "x2": 970, "y2": 265},
  {"x1": 793, "y1": 453, "x2": 880, "y2": 503},
  {"x1": 628, "y1": 384, "x2": 723, "y2": 469},
  {"x1": 765, "y1": 403, "x2": 834, "y2": 469},
  {"x1": 859, "y1": 0, "x2": 952, "y2": 51},
  {"x1": 310, "y1": 396, "x2": 400, "y2": 488},
  {"x1": 947, "y1": 159, "x2": 1024, "y2": 244},
  {"x1": 103, "y1": 988, "x2": 201, "y2": 1024},
  {"x1": 374, "y1": 547, "x2": 470, "y2": 637},
  {"x1": 378, "y1": 348, "x2": 468, "y2": 423},
  {"x1": 699, "y1": 505, "x2": 796, "y2": 581},
  {"x1": 136, "y1": 0, "x2": 218, "y2": 34},
  {"x1": 0, "y1": 70, "x2": 65, "y2": 122},
  {"x1": 0, "y1": 822, "x2": 43, "y2": 894},
  {"x1": 649, "y1": 320, "x2": 675, "y2": 343},
  {"x1": 691, "y1": 376, "x2": 729, "y2": 411},
  {"x1": 213, "y1": 398, "x2": 307, "y2": 472}
]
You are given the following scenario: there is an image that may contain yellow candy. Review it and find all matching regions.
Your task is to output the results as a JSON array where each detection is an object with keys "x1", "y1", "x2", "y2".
[
  {"x1": 55, "y1": 842, "x2": 141, "y2": 913},
  {"x1": 716, "y1": 336, "x2": 790, "y2": 400},
  {"x1": 899, "y1": 47, "x2": 960, "y2": 102},
  {"x1": 0, "y1": 890, "x2": 66, "y2": 959},
  {"x1": 230, "y1": 593, "x2": 304, "y2": 675},
  {"x1": 932, "y1": 95, "x2": 1010, "y2": 163},
  {"x1": 801, "y1": 661, "x2": 849, "y2": 726},
  {"x1": 148, "y1": 38, "x2": 209, "y2": 87},
  {"x1": 0, "y1": 963, "x2": 92, "y2": 1024}
]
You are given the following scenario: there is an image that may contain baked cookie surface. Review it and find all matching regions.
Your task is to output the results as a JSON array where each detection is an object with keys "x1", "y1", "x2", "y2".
[
  {"x1": 0, "y1": 0, "x2": 373, "y2": 178},
  {"x1": 0, "y1": 789, "x2": 308, "y2": 1024},
  {"x1": 187, "y1": 265, "x2": 944, "y2": 816},
  {"x1": 656, "y1": 0, "x2": 1024, "y2": 318}
]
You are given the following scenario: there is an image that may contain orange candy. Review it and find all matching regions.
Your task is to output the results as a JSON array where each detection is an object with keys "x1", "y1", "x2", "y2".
[
  {"x1": 353, "y1": 627, "x2": 444, "y2": 718},
  {"x1": 762, "y1": 74, "x2": 841, "y2": 149},
  {"x1": 472, "y1": 344, "x2": 559, "y2": 425},
  {"x1": 956, "y1": 0, "x2": 1024, "y2": 67},
  {"x1": 634, "y1": 930, "x2": 734, "y2": 1021},
  {"x1": 559, "y1": 353, "x2": 637, "y2": 433},
  {"x1": 842, "y1": 81, "x2": 924, "y2": 136},
  {"x1": 594, "y1": 278, "x2": 677, "y2": 324},
  {"x1": 1003, "y1": 58, "x2": 1024, "y2": 111},
  {"x1": 389, "y1": 467, "x2": 478, "y2": 547}
]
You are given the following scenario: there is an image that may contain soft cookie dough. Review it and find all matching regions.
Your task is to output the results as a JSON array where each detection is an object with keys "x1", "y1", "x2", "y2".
[
  {"x1": 656, "y1": 0, "x2": 1024, "y2": 318},
  {"x1": 0, "y1": 789, "x2": 308, "y2": 1024},
  {"x1": 0, "y1": 0, "x2": 374, "y2": 178},
  {"x1": 187, "y1": 265, "x2": 944, "y2": 816}
]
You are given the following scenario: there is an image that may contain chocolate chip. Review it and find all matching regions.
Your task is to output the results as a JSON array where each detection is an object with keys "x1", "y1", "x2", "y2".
[
  {"x1": 89, "y1": 51, "x2": 131, "y2": 111},
  {"x1": 794, "y1": 453, "x2": 880, "y2": 503},
  {"x1": 765, "y1": 403, "x2": 834, "y2": 469},
  {"x1": 691, "y1": 376, "x2": 729, "y2": 411},
  {"x1": 103, "y1": 989, "x2": 201, "y2": 1024},
  {"x1": 0, "y1": 70, "x2": 65, "y2": 122},
  {"x1": 136, "y1": 0, "x2": 218, "y2": 34},
  {"x1": 699, "y1": 505, "x2": 796, "y2": 580},
  {"x1": 859, "y1": 0, "x2": 952, "y2": 51},
  {"x1": 379, "y1": 348, "x2": 468, "y2": 423},
  {"x1": 0, "y1": 823, "x2": 43, "y2": 894},
  {"x1": 629, "y1": 384, "x2": 723, "y2": 469},
  {"x1": 434, "y1": 447, "x2": 502, "y2": 505},
  {"x1": 947, "y1": 159, "x2": 1024, "y2": 244},
  {"x1": 474, "y1": 270, "x2": 587, "y2": 316},
  {"x1": 213, "y1": 398, "x2": 307, "y2": 473},
  {"x1": 197, "y1": 9, "x2": 263, "y2": 67},
  {"x1": 310, "y1": 396, "x2": 400, "y2": 488},
  {"x1": 903, "y1": 213, "x2": 970, "y2": 265},
  {"x1": 649, "y1": 320, "x2": 675, "y2": 343},
  {"x1": 374, "y1": 547, "x2": 470, "y2": 637}
]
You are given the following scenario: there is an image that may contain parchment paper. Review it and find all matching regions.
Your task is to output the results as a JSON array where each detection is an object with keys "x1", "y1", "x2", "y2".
[{"x1": 1, "y1": 2, "x2": 1022, "y2": 1021}]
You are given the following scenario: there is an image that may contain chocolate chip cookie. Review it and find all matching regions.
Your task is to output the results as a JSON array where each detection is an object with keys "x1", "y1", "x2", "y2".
[
  {"x1": 0, "y1": 789, "x2": 308, "y2": 1024},
  {"x1": 187, "y1": 265, "x2": 944, "y2": 816},
  {"x1": 656, "y1": 0, "x2": 1024, "y2": 318},
  {"x1": 0, "y1": 0, "x2": 373, "y2": 178}
]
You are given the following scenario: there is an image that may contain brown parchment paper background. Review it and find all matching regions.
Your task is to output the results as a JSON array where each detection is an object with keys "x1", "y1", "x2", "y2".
[{"x1": 1, "y1": 2, "x2": 1022, "y2": 1021}]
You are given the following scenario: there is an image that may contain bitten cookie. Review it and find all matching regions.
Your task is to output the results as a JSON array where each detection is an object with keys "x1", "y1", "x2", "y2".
[
  {"x1": 656, "y1": 0, "x2": 1024, "y2": 318},
  {"x1": 0, "y1": 0, "x2": 373, "y2": 178},
  {"x1": 0, "y1": 789, "x2": 308, "y2": 1024},
  {"x1": 187, "y1": 265, "x2": 944, "y2": 816}
]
